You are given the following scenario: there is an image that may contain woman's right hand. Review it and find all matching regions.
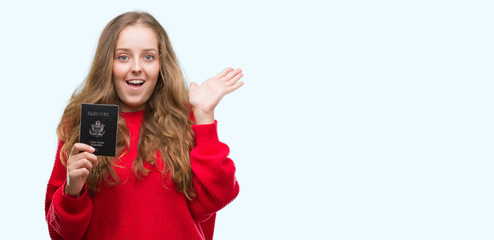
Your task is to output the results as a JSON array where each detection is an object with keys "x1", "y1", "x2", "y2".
[{"x1": 64, "y1": 143, "x2": 98, "y2": 198}]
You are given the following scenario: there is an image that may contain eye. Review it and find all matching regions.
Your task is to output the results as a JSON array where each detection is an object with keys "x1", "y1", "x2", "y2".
[
  {"x1": 144, "y1": 55, "x2": 155, "y2": 61},
  {"x1": 117, "y1": 55, "x2": 129, "y2": 61}
]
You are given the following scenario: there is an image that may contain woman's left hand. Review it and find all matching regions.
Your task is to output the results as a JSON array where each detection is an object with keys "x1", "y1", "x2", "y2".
[{"x1": 189, "y1": 67, "x2": 244, "y2": 124}]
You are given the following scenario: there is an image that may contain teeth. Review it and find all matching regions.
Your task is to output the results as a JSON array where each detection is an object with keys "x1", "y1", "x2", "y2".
[{"x1": 127, "y1": 80, "x2": 144, "y2": 84}]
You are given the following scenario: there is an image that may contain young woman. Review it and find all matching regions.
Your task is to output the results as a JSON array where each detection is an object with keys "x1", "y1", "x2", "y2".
[{"x1": 45, "y1": 11, "x2": 243, "y2": 240}]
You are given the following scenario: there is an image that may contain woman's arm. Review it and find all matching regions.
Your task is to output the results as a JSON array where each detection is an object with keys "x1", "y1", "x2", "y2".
[
  {"x1": 45, "y1": 140, "x2": 94, "y2": 240},
  {"x1": 188, "y1": 121, "x2": 240, "y2": 222},
  {"x1": 187, "y1": 67, "x2": 244, "y2": 221}
]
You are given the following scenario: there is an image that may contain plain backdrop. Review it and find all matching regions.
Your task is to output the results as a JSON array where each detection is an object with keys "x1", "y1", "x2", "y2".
[{"x1": 0, "y1": 0, "x2": 493, "y2": 239}]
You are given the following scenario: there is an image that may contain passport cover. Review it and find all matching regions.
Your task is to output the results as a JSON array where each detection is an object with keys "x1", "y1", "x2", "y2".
[{"x1": 79, "y1": 103, "x2": 119, "y2": 156}]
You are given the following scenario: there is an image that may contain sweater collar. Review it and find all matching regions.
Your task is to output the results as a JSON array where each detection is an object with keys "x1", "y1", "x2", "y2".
[{"x1": 119, "y1": 110, "x2": 145, "y2": 123}]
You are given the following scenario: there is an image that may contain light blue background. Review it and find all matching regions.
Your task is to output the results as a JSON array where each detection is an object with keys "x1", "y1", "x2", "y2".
[{"x1": 0, "y1": 0, "x2": 493, "y2": 239}]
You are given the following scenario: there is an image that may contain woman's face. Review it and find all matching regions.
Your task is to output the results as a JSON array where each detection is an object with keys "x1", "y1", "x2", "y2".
[{"x1": 113, "y1": 24, "x2": 160, "y2": 112}]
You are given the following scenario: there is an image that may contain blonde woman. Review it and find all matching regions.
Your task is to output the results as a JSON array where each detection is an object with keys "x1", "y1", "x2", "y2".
[{"x1": 45, "y1": 11, "x2": 243, "y2": 240}]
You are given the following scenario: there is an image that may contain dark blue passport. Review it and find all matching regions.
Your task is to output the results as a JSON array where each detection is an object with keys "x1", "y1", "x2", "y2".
[{"x1": 79, "y1": 103, "x2": 119, "y2": 156}]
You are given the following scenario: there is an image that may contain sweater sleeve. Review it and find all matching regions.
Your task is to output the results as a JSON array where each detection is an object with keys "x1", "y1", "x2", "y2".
[
  {"x1": 45, "y1": 140, "x2": 93, "y2": 240},
  {"x1": 188, "y1": 121, "x2": 240, "y2": 222}
]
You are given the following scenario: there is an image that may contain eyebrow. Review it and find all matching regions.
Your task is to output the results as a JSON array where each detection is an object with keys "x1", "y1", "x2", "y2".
[{"x1": 115, "y1": 48, "x2": 158, "y2": 52}]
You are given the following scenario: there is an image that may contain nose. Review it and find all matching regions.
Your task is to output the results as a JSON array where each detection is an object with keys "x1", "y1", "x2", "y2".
[{"x1": 131, "y1": 59, "x2": 142, "y2": 73}]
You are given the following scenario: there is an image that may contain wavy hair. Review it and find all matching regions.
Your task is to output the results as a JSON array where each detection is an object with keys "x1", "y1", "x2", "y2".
[{"x1": 57, "y1": 11, "x2": 196, "y2": 199}]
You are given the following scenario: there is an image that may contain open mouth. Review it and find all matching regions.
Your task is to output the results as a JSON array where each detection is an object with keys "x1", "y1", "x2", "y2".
[{"x1": 126, "y1": 80, "x2": 145, "y2": 86}]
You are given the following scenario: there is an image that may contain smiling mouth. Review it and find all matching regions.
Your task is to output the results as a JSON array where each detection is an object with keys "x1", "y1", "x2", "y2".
[{"x1": 126, "y1": 80, "x2": 144, "y2": 86}]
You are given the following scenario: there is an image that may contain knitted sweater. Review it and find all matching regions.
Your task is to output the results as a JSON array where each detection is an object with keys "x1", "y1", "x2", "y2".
[{"x1": 45, "y1": 110, "x2": 239, "y2": 239}]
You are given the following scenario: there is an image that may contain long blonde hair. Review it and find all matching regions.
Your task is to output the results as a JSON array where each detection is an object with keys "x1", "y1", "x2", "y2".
[{"x1": 57, "y1": 11, "x2": 196, "y2": 199}]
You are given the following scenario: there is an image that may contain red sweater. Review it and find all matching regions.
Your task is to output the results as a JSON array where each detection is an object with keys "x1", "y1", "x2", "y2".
[{"x1": 45, "y1": 110, "x2": 239, "y2": 239}]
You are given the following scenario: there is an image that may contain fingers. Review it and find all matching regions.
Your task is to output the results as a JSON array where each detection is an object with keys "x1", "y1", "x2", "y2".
[
  {"x1": 70, "y1": 157, "x2": 95, "y2": 172},
  {"x1": 224, "y1": 69, "x2": 244, "y2": 93},
  {"x1": 71, "y1": 143, "x2": 95, "y2": 156},
  {"x1": 79, "y1": 151, "x2": 98, "y2": 167},
  {"x1": 214, "y1": 67, "x2": 235, "y2": 79},
  {"x1": 66, "y1": 150, "x2": 97, "y2": 194},
  {"x1": 68, "y1": 152, "x2": 98, "y2": 171},
  {"x1": 227, "y1": 81, "x2": 244, "y2": 93},
  {"x1": 69, "y1": 143, "x2": 98, "y2": 167},
  {"x1": 65, "y1": 144, "x2": 98, "y2": 197},
  {"x1": 72, "y1": 168, "x2": 90, "y2": 178},
  {"x1": 225, "y1": 71, "x2": 244, "y2": 86},
  {"x1": 223, "y1": 68, "x2": 242, "y2": 80}
]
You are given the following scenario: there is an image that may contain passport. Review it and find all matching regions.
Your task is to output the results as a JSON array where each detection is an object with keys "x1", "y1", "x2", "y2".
[{"x1": 79, "y1": 103, "x2": 119, "y2": 156}]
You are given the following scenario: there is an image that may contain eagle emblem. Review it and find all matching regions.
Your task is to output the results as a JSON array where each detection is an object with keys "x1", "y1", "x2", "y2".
[{"x1": 89, "y1": 120, "x2": 106, "y2": 137}]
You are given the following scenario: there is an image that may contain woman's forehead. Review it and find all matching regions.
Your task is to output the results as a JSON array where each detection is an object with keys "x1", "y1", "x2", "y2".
[{"x1": 116, "y1": 25, "x2": 158, "y2": 50}]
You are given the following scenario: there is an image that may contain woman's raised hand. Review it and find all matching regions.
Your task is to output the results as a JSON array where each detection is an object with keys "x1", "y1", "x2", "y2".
[
  {"x1": 189, "y1": 68, "x2": 244, "y2": 124},
  {"x1": 64, "y1": 143, "x2": 98, "y2": 198}
]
